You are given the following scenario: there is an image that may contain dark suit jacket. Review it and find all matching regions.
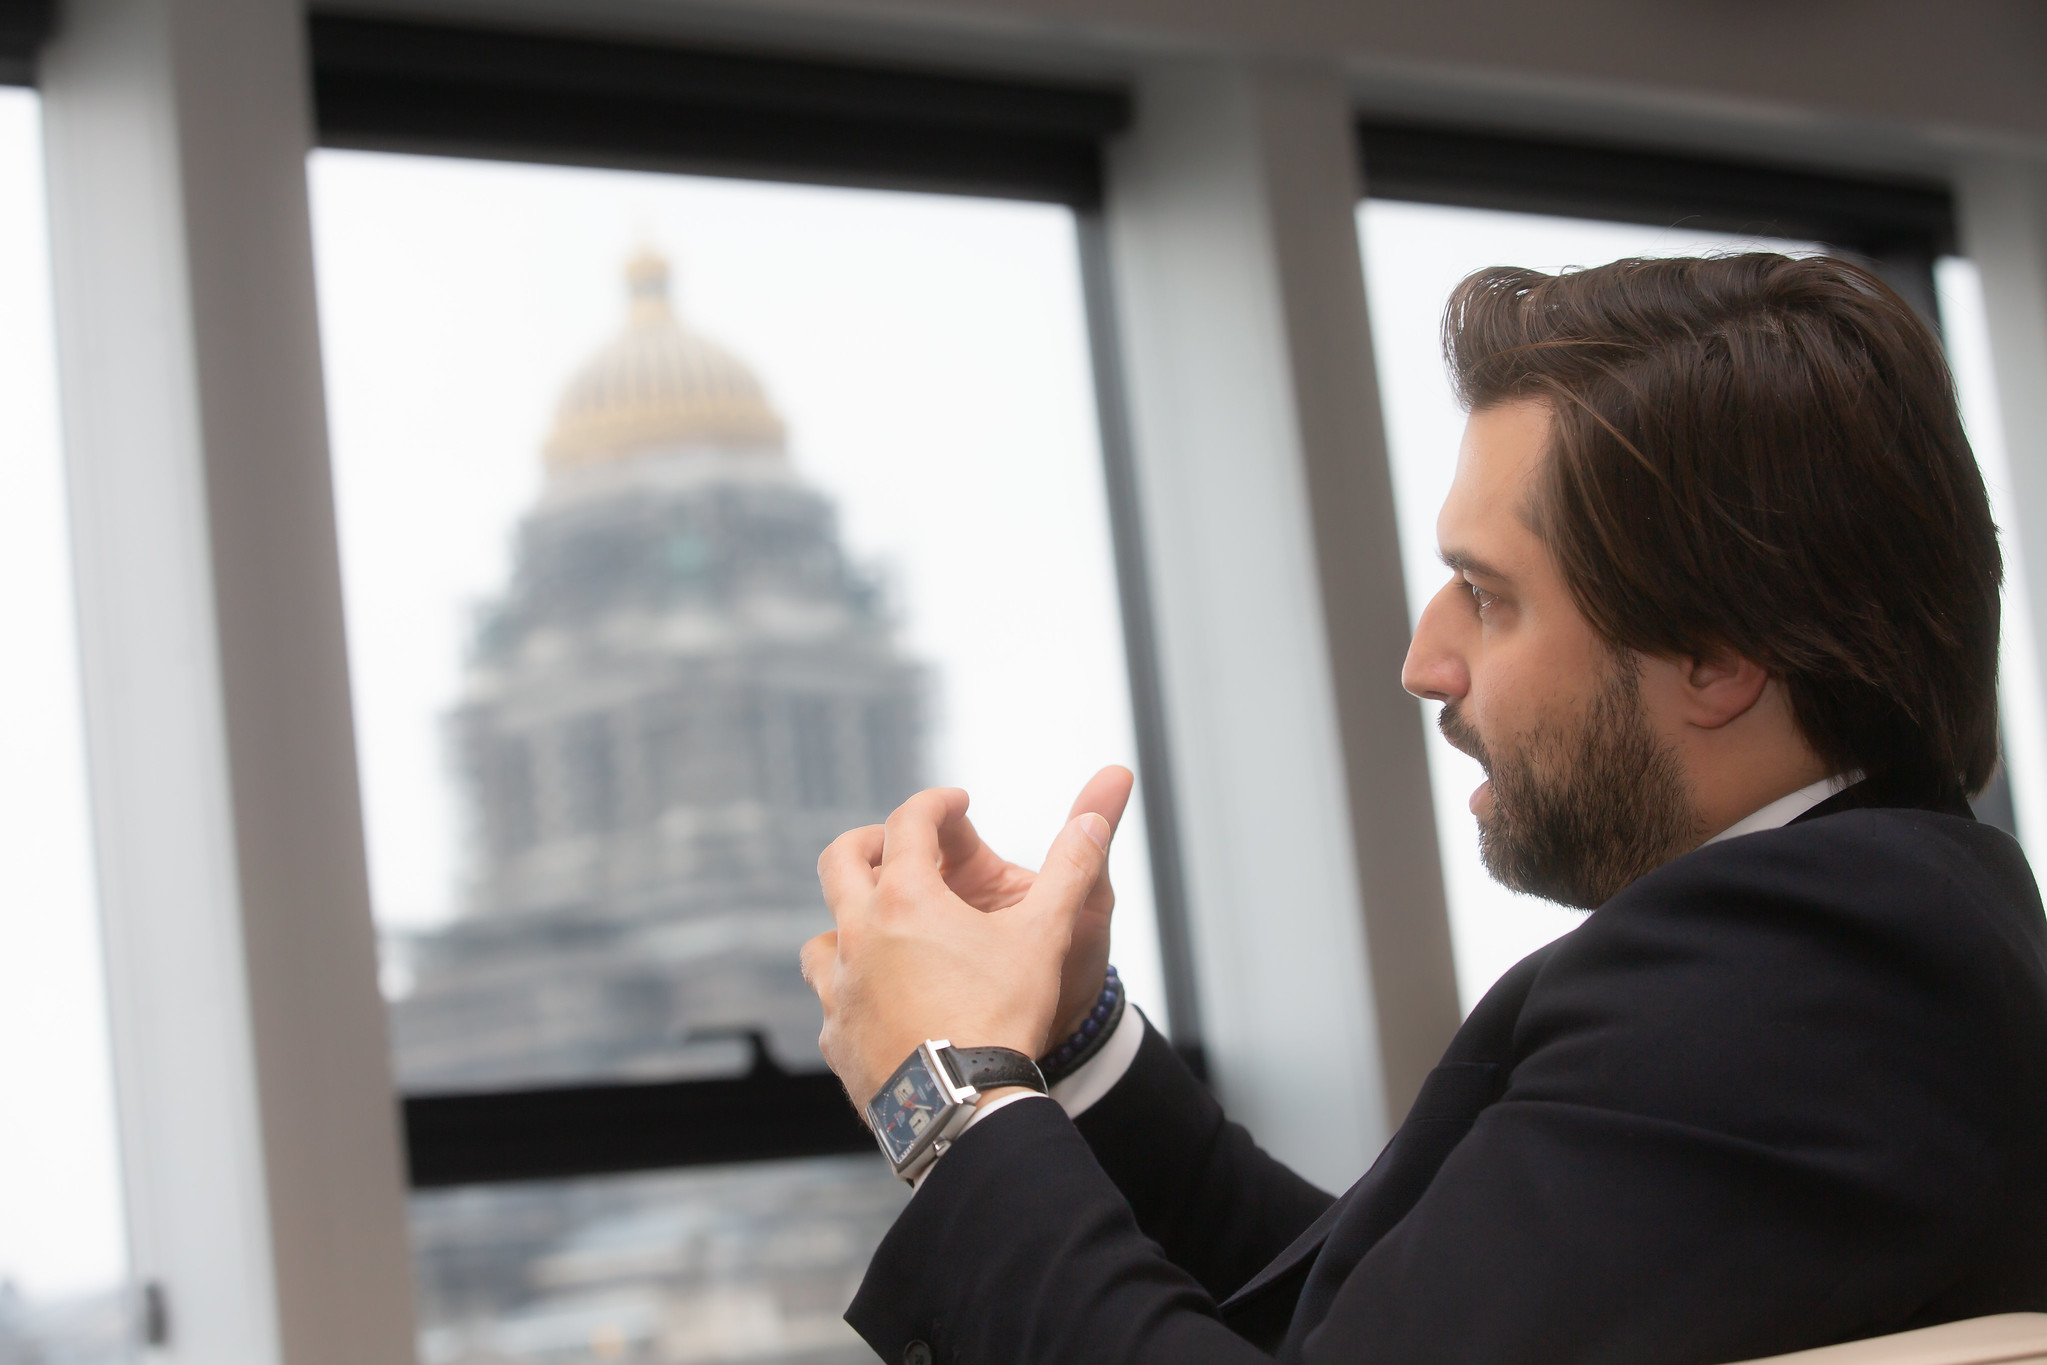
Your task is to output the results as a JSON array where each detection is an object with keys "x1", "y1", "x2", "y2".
[{"x1": 848, "y1": 787, "x2": 2047, "y2": 1364}]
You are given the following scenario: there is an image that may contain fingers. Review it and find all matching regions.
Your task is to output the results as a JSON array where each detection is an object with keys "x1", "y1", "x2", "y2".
[
  {"x1": 882, "y1": 787, "x2": 970, "y2": 876},
  {"x1": 1066, "y1": 765, "x2": 1136, "y2": 833},
  {"x1": 799, "y1": 930, "x2": 838, "y2": 1007},
  {"x1": 1022, "y1": 812, "x2": 1114, "y2": 929},
  {"x1": 818, "y1": 826, "x2": 884, "y2": 914},
  {"x1": 934, "y1": 806, "x2": 994, "y2": 874}
]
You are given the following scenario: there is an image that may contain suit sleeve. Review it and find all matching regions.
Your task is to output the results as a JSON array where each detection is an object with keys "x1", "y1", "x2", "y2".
[
  {"x1": 849, "y1": 812, "x2": 2047, "y2": 1365},
  {"x1": 845, "y1": 1016, "x2": 1335, "y2": 1365},
  {"x1": 1072, "y1": 1015, "x2": 1334, "y2": 1299},
  {"x1": 847, "y1": 1098, "x2": 1284, "y2": 1365}
]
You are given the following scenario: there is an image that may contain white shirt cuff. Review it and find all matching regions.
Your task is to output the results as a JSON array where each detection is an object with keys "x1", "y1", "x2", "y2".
[{"x1": 907, "y1": 1007, "x2": 1147, "y2": 1192}]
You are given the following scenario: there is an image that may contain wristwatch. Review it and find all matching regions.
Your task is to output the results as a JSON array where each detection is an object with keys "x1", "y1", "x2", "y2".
[{"x1": 866, "y1": 1040, "x2": 1046, "y2": 1182}]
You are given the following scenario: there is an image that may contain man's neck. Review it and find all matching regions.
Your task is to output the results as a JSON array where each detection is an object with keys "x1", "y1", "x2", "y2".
[{"x1": 1685, "y1": 731, "x2": 1835, "y2": 846}]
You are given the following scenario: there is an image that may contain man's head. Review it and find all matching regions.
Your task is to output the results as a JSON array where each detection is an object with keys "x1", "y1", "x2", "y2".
[{"x1": 1401, "y1": 253, "x2": 2001, "y2": 908}]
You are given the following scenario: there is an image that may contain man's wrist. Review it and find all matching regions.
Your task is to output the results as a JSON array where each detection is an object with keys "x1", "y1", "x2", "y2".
[
  {"x1": 1039, "y1": 964, "x2": 1124, "y2": 1087},
  {"x1": 865, "y1": 1041, "x2": 1047, "y2": 1182}
]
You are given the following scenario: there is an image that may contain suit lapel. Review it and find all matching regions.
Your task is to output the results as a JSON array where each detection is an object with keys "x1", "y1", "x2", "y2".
[
  {"x1": 1212, "y1": 1193, "x2": 1349, "y2": 1349},
  {"x1": 1217, "y1": 940, "x2": 1562, "y2": 1348}
]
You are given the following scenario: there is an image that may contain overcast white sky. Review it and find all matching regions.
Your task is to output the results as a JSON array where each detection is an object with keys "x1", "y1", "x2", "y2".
[
  {"x1": 0, "y1": 89, "x2": 126, "y2": 1297},
  {"x1": 0, "y1": 88, "x2": 2032, "y2": 1300}
]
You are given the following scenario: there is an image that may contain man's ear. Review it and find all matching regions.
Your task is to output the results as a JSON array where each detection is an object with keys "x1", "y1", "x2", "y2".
[{"x1": 1682, "y1": 650, "x2": 1771, "y2": 730}]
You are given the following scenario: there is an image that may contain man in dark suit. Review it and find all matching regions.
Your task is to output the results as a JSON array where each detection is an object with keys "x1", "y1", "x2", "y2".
[{"x1": 799, "y1": 254, "x2": 2047, "y2": 1364}]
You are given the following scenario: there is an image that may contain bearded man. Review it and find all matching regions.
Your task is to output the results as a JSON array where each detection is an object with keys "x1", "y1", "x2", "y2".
[{"x1": 800, "y1": 253, "x2": 2047, "y2": 1365}]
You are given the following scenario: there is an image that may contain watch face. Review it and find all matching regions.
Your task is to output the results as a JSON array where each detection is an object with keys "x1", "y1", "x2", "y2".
[{"x1": 868, "y1": 1049, "x2": 952, "y2": 1166}]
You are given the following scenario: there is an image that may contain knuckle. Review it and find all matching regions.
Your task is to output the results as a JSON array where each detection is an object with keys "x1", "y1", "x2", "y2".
[
  {"x1": 1051, "y1": 842, "x2": 1094, "y2": 876},
  {"x1": 874, "y1": 883, "x2": 923, "y2": 926}
]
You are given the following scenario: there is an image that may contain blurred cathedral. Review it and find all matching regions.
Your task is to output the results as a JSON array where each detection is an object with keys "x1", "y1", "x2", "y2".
[
  {"x1": 392, "y1": 247, "x2": 922, "y2": 1091},
  {"x1": 388, "y1": 250, "x2": 918, "y2": 1365}
]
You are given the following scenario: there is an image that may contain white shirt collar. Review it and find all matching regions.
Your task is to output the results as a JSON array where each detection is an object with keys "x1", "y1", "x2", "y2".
[{"x1": 1702, "y1": 772, "x2": 1858, "y2": 847}]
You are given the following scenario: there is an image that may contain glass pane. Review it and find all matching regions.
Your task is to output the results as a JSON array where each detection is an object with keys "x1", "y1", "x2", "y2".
[
  {"x1": 0, "y1": 89, "x2": 133, "y2": 1364},
  {"x1": 1358, "y1": 200, "x2": 1824, "y2": 1012},
  {"x1": 412, "y1": 1159, "x2": 903, "y2": 1365},
  {"x1": 309, "y1": 149, "x2": 1166, "y2": 1359},
  {"x1": 1936, "y1": 257, "x2": 2044, "y2": 858}
]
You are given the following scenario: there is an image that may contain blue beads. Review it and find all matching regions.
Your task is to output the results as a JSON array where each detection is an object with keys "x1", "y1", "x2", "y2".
[{"x1": 1039, "y1": 964, "x2": 1124, "y2": 1083}]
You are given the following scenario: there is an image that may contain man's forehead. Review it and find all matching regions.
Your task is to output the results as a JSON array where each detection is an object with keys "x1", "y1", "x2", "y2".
[{"x1": 1437, "y1": 401, "x2": 1550, "y2": 573}]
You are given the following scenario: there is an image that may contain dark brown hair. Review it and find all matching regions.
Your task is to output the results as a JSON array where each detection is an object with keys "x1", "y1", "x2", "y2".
[{"x1": 1444, "y1": 253, "x2": 2001, "y2": 797}]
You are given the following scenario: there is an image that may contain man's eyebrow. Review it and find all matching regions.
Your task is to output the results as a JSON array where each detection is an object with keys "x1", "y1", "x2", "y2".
[{"x1": 1440, "y1": 549, "x2": 1510, "y2": 582}]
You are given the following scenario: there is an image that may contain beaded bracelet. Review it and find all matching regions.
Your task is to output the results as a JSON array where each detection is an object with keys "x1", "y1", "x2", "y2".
[{"x1": 1037, "y1": 964, "x2": 1125, "y2": 1087}]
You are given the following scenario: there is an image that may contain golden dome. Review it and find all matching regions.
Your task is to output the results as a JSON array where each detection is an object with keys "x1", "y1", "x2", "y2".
[{"x1": 543, "y1": 249, "x2": 786, "y2": 472}]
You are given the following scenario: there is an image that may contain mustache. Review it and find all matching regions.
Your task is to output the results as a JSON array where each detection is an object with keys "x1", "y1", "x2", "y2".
[{"x1": 1438, "y1": 700, "x2": 1491, "y2": 769}]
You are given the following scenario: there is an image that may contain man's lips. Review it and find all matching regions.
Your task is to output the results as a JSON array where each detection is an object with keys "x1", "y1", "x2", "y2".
[{"x1": 1437, "y1": 703, "x2": 1494, "y2": 815}]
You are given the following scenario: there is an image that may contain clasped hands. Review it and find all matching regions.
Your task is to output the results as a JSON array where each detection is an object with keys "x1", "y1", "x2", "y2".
[{"x1": 800, "y1": 765, "x2": 1135, "y2": 1111}]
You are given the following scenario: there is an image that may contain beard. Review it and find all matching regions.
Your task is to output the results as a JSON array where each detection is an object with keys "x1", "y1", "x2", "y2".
[{"x1": 1439, "y1": 661, "x2": 1698, "y2": 910}]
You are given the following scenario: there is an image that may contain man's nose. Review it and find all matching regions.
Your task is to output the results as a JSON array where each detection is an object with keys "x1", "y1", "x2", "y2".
[{"x1": 1402, "y1": 581, "x2": 1470, "y2": 704}]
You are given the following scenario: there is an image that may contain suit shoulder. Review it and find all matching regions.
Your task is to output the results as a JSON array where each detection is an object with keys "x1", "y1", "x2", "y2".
[
  {"x1": 1590, "y1": 807, "x2": 2045, "y2": 968},
  {"x1": 1518, "y1": 808, "x2": 2047, "y2": 1134}
]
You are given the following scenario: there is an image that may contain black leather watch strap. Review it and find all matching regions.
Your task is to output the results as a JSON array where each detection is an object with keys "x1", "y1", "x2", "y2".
[{"x1": 939, "y1": 1045, "x2": 1046, "y2": 1095}]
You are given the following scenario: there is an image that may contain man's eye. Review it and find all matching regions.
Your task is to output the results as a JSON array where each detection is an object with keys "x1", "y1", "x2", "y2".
[{"x1": 1465, "y1": 581, "x2": 1498, "y2": 613}]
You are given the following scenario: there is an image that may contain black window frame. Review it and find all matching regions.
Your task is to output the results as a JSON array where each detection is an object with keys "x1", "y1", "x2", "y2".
[
  {"x1": 0, "y1": 0, "x2": 52, "y2": 86},
  {"x1": 310, "y1": 13, "x2": 1126, "y2": 208},
  {"x1": 1353, "y1": 120, "x2": 2018, "y2": 835},
  {"x1": 1357, "y1": 123, "x2": 1955, "y2": 249},
  {"x1": 304, "y1": 12, "x2": 1207, "y2": 1190},
  {"x1": 1356, "y1": 120, "x2": 1956, "y2": 331}
]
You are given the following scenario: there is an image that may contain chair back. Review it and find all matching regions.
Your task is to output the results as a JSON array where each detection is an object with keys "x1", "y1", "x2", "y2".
[{"x1": 1729, "y1": 1314, "x2": 2047, "y2": 1365}]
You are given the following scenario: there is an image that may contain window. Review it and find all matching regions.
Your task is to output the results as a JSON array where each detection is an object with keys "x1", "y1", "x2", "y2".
[
  {"x1": 1933, "y1": 257, "x2": 2047, "y2": 861},
  {"x1": 0, "y1": 86, "x2": 131, "y2": 1365},
  {"x1": 408, "y1": 1159, "x2": 905, "y2": 1364},
  {"x1": 307, "y1": 20, "x2": 1179, "y2": 1361},
  {"x1": 1353, "y1": 126, "x2": 1985, "y2": 1011}
]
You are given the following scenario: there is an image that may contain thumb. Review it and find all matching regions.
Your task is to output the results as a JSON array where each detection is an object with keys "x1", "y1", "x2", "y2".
[
  {"x1": 1022, "y1": 813, "x2": 1113, "y2": 926},
  {"x1": 799, "y1": 930, "x2": 839, "y2": 1008}
]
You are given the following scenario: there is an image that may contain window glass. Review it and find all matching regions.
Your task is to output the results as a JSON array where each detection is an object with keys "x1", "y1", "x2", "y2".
[
  {"x1": 309, "y1": 149, "x2": 1166, "y2": 1359},
  {"x1": 1358, "y1": 200, "x2": 1835, "y2": 1011},
  {"x1": 0, "y1": 88, "x2": 132, "y2": 1364},
  {"x1": 1935, "y1": 257, "x2": 2047, "y2": 858},
  {"x1": 412, "y1": 1159, "x2": 903, "y2": 1365}
]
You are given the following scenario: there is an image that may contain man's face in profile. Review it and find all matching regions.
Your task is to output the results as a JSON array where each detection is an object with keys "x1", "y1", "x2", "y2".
[{"x1": 1401, "y1": 401, "x2": 1698, "y2": 909}]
